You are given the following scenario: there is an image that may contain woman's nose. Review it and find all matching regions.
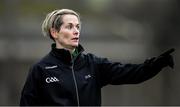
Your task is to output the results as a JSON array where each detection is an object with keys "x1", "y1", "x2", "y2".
[
  {"x1": 73, "y1": 28, "x2": 79, "y2": 36},
  {"x1": 73, "y1": 31, "x2": 79, "y2": 36}
]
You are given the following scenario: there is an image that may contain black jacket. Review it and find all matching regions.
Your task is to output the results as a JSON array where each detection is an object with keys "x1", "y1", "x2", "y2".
[{"x1": 20, "y1": 44, "x2": 163, "y2": 106}]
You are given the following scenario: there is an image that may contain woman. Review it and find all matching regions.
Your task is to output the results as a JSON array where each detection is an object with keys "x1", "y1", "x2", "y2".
[{"x1": 20, "y1": 9, "x2": 174, "y2": 106}]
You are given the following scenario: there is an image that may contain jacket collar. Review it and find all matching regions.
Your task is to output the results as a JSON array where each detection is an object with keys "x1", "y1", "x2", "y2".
[{"x1": 50, "y1": 43, "x2": 84, "y2": 64}]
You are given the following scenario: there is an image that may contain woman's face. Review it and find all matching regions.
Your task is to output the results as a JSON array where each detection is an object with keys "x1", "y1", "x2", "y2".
[{"x1": 53, "y1": 14, "x2": 80, "y2": 50}]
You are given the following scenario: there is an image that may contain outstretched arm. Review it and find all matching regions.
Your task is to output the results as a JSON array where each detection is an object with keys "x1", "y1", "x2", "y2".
[{"x1": 95, "y1": 49, "x2": 175, "y2": 87}]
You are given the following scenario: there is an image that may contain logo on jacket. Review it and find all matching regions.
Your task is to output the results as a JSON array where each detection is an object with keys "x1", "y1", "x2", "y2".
[
  {"x1": 45, "y1": 77, "x2": 59, "y2": 83},
  {"x1": 45, "y1": 65, "x2": 58, "y2": 69},
  {"x1": 85, "y1": 74, "x2": 91, "y2": 79}
]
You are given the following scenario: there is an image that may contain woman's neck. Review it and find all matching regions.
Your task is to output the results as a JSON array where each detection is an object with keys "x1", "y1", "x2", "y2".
[{"x1": 55, "y1": 43, "x2": 75, "y2": 54}]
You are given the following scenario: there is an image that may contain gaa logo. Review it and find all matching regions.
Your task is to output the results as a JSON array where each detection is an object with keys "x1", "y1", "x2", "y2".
[{"x1": 45, "y1": 77, "x2": 59, "y2": 83}]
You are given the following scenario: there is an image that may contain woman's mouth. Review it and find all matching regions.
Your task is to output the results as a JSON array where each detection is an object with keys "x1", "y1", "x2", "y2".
[{"x1": 71, "y1": 37, "x2": 79, "y2": 41}]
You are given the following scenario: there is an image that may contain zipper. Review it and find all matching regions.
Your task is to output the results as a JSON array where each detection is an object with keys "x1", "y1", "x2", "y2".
[{"x1": 71, "y1": 55, "x2": 80, "y2": 106}]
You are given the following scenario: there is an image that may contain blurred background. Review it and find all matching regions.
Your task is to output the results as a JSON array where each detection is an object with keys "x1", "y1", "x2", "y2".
[{"x1": 0, "y1": 0, "x2": 180, "y2": 106}]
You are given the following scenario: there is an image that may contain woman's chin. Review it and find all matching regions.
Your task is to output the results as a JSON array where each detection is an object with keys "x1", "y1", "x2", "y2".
[{"x1": 71, "y1": 43, "x2": 79, "y2": 47}]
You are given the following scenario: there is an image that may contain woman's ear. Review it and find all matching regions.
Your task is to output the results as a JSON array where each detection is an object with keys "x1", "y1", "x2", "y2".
[{"x1": 50, "y1": 28, "x2": 58, "y2": 39}]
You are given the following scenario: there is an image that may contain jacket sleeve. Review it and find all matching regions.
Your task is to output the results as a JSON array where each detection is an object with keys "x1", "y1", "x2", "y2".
[
  {"x1": 20, "y1": 64, "x2": 42, "y2": 106},
  {"x1": 93, "y1": 55, "x2": 165, "y2": 87}
]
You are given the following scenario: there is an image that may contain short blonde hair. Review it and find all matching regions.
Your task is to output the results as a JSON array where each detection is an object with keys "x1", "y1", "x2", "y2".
[{"x1": 42, "y1": 9, "x2": 81, "y2": 40}]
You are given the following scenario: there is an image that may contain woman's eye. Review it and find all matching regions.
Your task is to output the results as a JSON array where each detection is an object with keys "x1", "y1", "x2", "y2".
[
  {"x1": 66, "y1": 24, "x2": 80, "y2": 30},
  {"x1": 66, "y1": 24, "x2": 72, "y2": 29},
  {"x1": 76, "y1": 25, "x2": 80, "y2": 30},
  {"x1": 67, "y1": 25, "x2": 72, "y2": 29}
]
